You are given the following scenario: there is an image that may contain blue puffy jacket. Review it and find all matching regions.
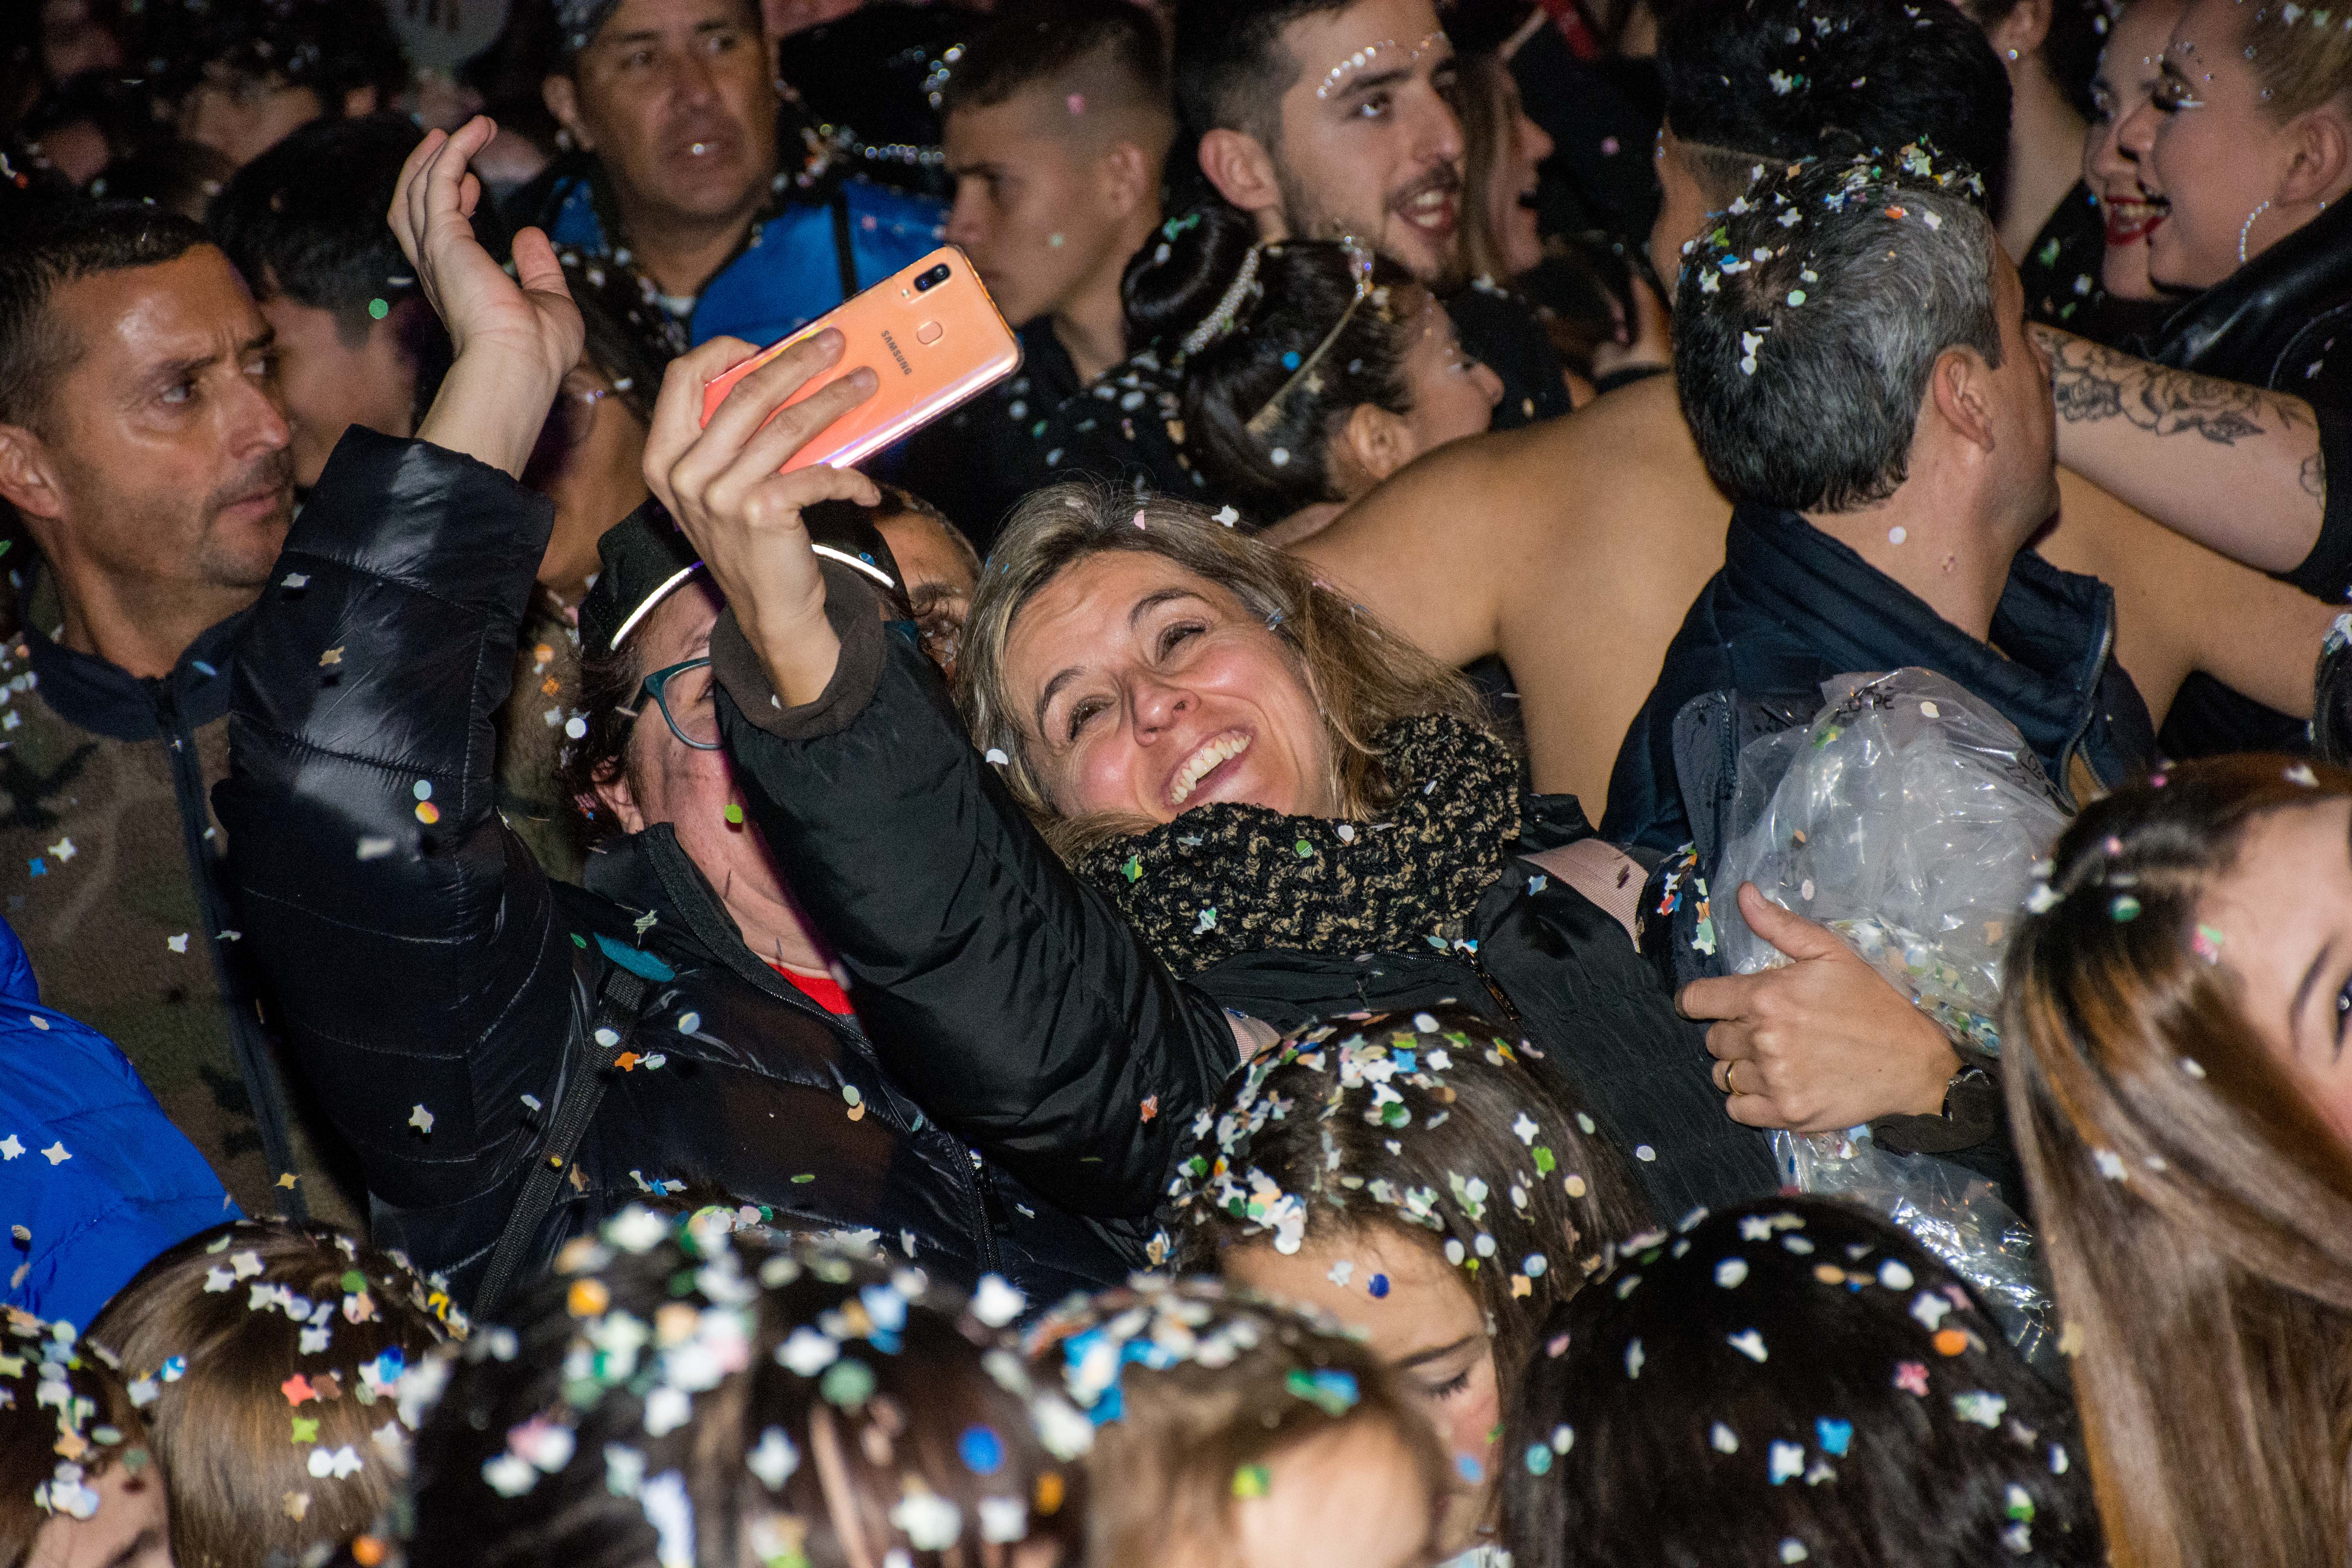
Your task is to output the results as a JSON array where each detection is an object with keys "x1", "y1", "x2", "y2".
[{"x1": 0, "y1": 916, "x2": 234, "y2": 1329}]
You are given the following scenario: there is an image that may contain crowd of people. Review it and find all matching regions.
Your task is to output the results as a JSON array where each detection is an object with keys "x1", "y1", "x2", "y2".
[{"x1": 2, "y1": 0, "x2": 2352, "y2": 1563}]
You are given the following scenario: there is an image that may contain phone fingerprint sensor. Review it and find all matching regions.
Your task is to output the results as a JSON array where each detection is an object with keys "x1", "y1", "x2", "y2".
[{"x1": 915, "y1": 321, "x2": 944, "y2": 345}]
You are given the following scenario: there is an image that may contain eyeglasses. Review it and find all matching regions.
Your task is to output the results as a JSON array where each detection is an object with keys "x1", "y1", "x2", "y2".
[
  {"x1": 620, "y1": 656, "x2": 721, "y2": 751},
  {"x1": 550, "y1": 382, "x2": 615, "y2": 451},
  {"x1": 1245, "y1": 243, "x2": 1376, "y2": 438}
]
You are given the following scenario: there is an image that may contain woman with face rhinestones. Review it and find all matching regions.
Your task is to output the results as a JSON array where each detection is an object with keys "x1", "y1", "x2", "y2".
[
  {"x1": 2007, "y1": 755, "x2": 2352, "y2": 1568},
  {"x1": 2109, "y1": 0, "x2": 2352, "y2": 402},
  {"x1": 2094, "y1": 0, "x2": 2352, "y2": 765}
]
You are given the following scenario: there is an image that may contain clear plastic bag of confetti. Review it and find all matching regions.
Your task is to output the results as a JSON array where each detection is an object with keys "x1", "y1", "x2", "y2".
[
  {"x1": 1717, "y1": 668, "x2": 2068, "y2": 1053},
  {"x1": 1774, "y1": 1126, "x2": 2060, "y2": 1372},
  {"x1": 1715, "y1": 668, "x2": 2069, "y2": 1368}
]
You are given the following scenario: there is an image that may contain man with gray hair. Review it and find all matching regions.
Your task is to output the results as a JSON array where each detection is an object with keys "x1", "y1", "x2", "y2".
[{"x1": 1604, "y1": 153, "x2": 2158, "y2": 856}]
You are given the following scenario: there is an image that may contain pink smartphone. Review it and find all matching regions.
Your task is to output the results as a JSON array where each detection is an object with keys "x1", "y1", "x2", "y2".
[{"x1": 698, "y1": 246, "x2": 1022, "y2": 472}]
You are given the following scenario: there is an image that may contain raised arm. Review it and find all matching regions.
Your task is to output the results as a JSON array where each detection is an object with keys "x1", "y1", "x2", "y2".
[
  {"x1": 2036, "y1": 325, "x2": 2332, "y2": 578},
  {"x1": 639, "y1": 350, "x2": 1249, "y2": 1218},
  {"x1": 216, "y1": 118, "x2": 585, "y2": 1223}
]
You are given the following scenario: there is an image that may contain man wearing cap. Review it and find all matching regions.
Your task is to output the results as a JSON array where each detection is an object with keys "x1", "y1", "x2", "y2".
[
  {"x1": 511, "y1": 0, "x2": 948, "y2": 350},
  {"x1": 219, "y1": 118, "x2": 1130, "y2": 1308}
]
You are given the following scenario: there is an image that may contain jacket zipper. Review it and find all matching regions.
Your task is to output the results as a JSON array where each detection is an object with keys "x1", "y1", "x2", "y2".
[{"x1": 149, "y1": 675, "x2": 307, "y2": 1221}]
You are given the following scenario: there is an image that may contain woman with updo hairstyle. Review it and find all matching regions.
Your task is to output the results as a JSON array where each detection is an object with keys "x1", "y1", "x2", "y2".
[
  {"x1": 1022, "y1": 1278, "x2": 1449, "y2": 1568},
  {"x1": 1124, "y1": 203, "x2": 1500, "y2": 538},
  {"x1": 2006, "y1": 755, "x2": 2352, "y2": 1566}
]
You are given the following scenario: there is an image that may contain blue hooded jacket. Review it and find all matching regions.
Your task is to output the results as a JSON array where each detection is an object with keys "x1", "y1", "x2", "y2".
[{"x1": 0, "y1": 916, "x2": 234, "y2": 1329}]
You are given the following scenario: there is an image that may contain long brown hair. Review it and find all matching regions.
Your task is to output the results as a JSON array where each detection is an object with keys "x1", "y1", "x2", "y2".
[
  {"x1": 89, "y1": 1221, "x2": 462, "y2": 1568},
  {"x1": 2004, "y1": 754, "x2": 2352, "y2": 1568},
  {"x1": 955, "y1": 480, "x2": 1490, "y2": 858}
]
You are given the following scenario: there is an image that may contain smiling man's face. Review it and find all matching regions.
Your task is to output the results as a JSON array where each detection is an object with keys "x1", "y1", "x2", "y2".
[{"x1": 1262, "y1": 0, "x2": 1466, "y2": 284}]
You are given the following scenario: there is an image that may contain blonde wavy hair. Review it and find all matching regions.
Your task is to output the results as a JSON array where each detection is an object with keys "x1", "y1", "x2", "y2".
[
  {"x1": 954, "y1": 480, "x2": 1491, "y2": 858},
  {"x1": 2234, "y1": 0, "x2": 2352, "y2": 121}
]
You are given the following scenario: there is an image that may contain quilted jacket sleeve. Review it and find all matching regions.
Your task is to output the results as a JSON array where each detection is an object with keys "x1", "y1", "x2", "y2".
[
  {"x1": 710, "y1": 593, "x2": 1240, "y2": 1220},
  {"x1": 215, "y1": 430, "x2": 576, "y2": 1217}
]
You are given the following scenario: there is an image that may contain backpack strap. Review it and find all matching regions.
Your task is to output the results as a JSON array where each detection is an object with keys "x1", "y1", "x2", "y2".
[{"x1": 473, "y1": 963, "x2": 652, "y2": 1316}]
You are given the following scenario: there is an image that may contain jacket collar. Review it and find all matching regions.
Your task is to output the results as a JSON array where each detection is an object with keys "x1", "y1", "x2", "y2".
[
  {"x1": 21, "y1": 573, "x2": 246, "y2": 743},
  {"x1": 1721, "y1": 502, "x2": 2117, "y2": 772},
  {"x1": 581, "y1": 826, "x2": 849, "y2": 1025},
  {"x1": 2146, "y1": 197, "x2": 2352, "y2": 377}
]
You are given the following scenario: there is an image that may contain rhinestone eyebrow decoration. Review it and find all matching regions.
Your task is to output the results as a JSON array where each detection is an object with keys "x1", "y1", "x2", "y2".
[{"x1": 1316, "y1": 31, "x2": 1447, "y2": 99}]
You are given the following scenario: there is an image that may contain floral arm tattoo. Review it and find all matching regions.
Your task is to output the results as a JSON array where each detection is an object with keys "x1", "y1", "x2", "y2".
[
  {"x1": 2033, "y1": 323, "x2": 2310, "y2": 446},
  {"x1": 2033, "y1": 323, "x2": 2329, "y2": 557}
]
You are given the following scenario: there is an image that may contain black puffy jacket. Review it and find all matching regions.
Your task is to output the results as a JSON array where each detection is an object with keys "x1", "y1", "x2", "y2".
[
  {"x1": 214, "y1": 432, "x2": 1137, "y2": 1307},
  {"x1": 699, "y1": 573, "x2": 1779, "y2": 1225}
]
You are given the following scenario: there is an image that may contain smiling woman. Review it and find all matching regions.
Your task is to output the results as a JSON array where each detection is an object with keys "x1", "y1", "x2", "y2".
[{"x1": 662, "y1": 452, "x2": 1780, "y2": 1254}]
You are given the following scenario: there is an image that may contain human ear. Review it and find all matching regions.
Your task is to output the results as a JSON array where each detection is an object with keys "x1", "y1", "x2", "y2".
[
  {"x1": 590, "y1": 761, "x2": 648, "y2": 835},
  {"x1": 1334, "y1": 402, "x2": 1416, "y2": 490},
  {"x1": 1198, "y1": 127, "x2": 1284, "y2": 222},
  {"x1": 0, "y1": 424, "x2": 65, "y2": 525},
  {"x1": 1982, "y1": 0, "x2": 2052, "y2": 63},
  {"x1": 2278, "y1": 105, "x2": 2352, "y2": 210},
  {"x1": 1926, "y1": 347, "x2": 1998, "y2": 456},
  {"x1": 542, "y1": 74, "x2": 597, "y2": 153},
  {"x1": 1099, "y1": 140, "x2": 1152, "y2": 220}
]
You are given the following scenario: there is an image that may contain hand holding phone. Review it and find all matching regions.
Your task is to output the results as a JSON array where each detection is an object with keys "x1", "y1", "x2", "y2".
[
  {"x1": 699, "y1": 246, "x2": 1023, "y2": 473},
  {"x1": 647, "y1": 333, "x2": 884, "y2": 707}
]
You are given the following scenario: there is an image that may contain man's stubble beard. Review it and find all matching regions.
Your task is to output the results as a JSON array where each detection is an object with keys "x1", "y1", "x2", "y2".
[{"x1": 1271, "y1": 157, "x2": 1463, "y2": 291}]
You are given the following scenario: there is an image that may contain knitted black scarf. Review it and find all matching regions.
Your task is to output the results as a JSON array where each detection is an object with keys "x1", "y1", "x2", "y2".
[{"x1": 1073, "y1": 715, "x2": 1523, "y2": 976}]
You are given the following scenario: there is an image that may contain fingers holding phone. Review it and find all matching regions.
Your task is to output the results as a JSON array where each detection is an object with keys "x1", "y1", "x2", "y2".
[{"x1": 646, "y1": 331, "x2": 884, "y2": 708}]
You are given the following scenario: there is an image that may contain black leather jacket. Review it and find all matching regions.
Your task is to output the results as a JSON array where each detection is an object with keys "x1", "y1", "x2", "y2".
[
  {"x1": 2145, "y1": 196, "x2": 2352, "y2": 407},
  {"x1": 214, "y1": 431, "x2": 1136, "y2": 1307}
]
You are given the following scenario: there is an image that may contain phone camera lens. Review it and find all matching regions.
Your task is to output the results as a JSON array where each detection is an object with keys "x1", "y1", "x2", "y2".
[{"x1": 915, "y1": 263, "x2": 951, "y2": 292}]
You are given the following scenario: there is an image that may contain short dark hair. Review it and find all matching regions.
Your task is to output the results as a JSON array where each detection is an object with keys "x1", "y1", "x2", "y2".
[
  {"x1": 1503, "y1": 1198, "x2": 2104, "y2": 1568},
  {"x1": 1674, "y1": 154, "x2": 2003, "y2": 514},
  {"x1": 940, "y1": 0, "x2": 1171, "y2": 123},
  {"x1": 208, "y1": 113, "x2": 424, "y2": 331},
  {"x1": 0, "y1": 200, "x2": 209, "y2": 430},
  {"x1": 1658, "y1": 0, "x2": 2011, "y2": 204},
  {"x1": 142, "y1": 0, "x2": 409, "y2": 110},
  {"x1": 1172, "y1": 0, "x2": 1351, "y2": 147}
]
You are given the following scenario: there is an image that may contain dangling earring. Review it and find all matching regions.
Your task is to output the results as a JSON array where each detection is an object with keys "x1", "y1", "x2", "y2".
[{"x1": 2240, "y1": 198, "x2": 2272, "y2": 265}]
